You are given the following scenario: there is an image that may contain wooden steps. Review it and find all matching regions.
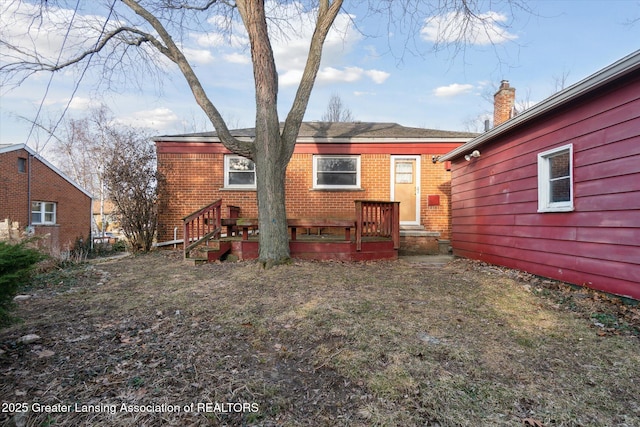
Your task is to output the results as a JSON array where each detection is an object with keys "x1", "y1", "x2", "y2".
[
  {"x1": 205, "y1": 241, "x2": 232, "y2": 262},
  {"x1": 185, "y1": 240, "x2": 231, "y2": 264}
]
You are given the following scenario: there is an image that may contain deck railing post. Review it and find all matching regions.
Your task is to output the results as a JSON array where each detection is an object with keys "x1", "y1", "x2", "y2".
[
  {"x1": 355, "y1": 200, "x2": 363, "y2": 251},
  {"x1": 355, "y1": 200, "x2": 400, "y2": 252},
  {"x1": 392, "y1": 201, "x2": 400, "y2": 249}
]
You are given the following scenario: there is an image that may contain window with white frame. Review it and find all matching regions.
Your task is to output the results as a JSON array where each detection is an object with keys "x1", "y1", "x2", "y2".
[
  {"x1": 537, "y1": 144, "x2": 573, "y2": 212},
  {"x1": 31, "y1": 201, "x2": 57, "y2": 224},
  {"x1": 313, "y1": 155, "x2": 361, "y2": 189},
  {"x1": 224, "y1": 155, "x2": 256, "y2": 189}
]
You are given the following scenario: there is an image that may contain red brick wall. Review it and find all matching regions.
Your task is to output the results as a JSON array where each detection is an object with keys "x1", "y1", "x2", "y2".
[
  {"x1": 157, "y1": 148, "x2": 455, "y2": 243},
  {"x1": 420, "y1": 155, "x2": 453, "y2": 237},
  {"x1": 0, "y1": 149, "x2": 92, "y2": 254},
  {"x1": 493, "y1": 80, "x2": 516, "y2": 127}
]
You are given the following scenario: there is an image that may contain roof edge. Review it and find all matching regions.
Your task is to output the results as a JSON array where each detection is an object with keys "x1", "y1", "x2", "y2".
[
  {"x1": 154, "y1": 136, "x2": 474, "y2": 144},
  {"x1": 440, "y1": 49, "x2": 640, "y2": 162}
]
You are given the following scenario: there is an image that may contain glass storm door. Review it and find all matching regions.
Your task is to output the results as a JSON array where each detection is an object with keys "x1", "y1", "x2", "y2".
[{"x1": 391, "y1": 156, "x2": 420, "y2": 225}]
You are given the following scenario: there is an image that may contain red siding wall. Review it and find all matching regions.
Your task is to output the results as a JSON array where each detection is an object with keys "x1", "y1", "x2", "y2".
[
  {"x1": 0, "y1": 148, "x2": 92, "y2": 254},
  {"x1": 450, "y1": 73, "x2": 640, "y2": 299},
  {"x1": 156, "y1": 142, "x2": 460, "y2": 244}
]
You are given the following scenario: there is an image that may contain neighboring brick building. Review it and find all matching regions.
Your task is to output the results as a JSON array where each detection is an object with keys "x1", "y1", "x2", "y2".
[
  {"x1": 0, "y1": 144, "x2": 92, "y2": 255},
  {"x1": 155, "y1": 122, "x2": 476, "y2": 254}
]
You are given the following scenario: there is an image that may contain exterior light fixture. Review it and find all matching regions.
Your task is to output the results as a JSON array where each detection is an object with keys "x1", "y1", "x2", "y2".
[{"x1": 464, "y1": 150, "x2": 481, "y2": 161}]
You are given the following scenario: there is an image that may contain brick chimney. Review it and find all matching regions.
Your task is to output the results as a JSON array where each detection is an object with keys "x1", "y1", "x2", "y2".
[{"x1": 493, "y1": 80, "x2": 516, "y2": 127}]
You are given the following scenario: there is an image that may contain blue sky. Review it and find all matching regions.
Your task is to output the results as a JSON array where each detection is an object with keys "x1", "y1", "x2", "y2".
[{"x1": 1, "y1": 0, "x2": 639, "y2": 151}]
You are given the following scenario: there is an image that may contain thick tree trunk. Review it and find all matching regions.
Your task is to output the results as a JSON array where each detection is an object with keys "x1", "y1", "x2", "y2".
[
  {"x1": 254, "y1": 135, "x2": 290, "y2": 266},
  {"x1": 238, "y1": 0, "x2": 292, "y2": 266}
]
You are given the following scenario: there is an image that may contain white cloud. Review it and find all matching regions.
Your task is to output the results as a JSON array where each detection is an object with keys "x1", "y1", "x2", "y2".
[
  {"x1": 434, "y1": 83, "x2": 475, "y2": 97},
  {"x1": 354, "y1": 91, "x2": 376, "y2": 96},
  {"x1": 365, "y1": 70, "x2": 391, "y2": 84},
  {"x1": 224, "y1": 52, "x2": 250, "y2": 64},
  {"x1": 313, "y1": 67, "x2": 390, "y2": 86},
  {"x1": 279, "y1": 69, "x2": 304, "y2": 87},
  {"x1": 67, "y1": 97, "x2": 101, "y2": 110},
  {"x1": 39, "y1": 96, "x2": 99, "y2": 110},
  {"x1": 116, "y1": 108, "x2": 181, "y2": 131},
  {"x1": 421, "y1": 11, "x2": 517, "y2": 46},
  {"x1": 265, "y1": 5, "x2": 386, "y2": 87},
  {"x1": 194, "y1": 31, "x2": 248, "y2": 49},
  {"x1": 318, "y1": 67, "x2": 362, "y2": 83},
  {"x1": 187, "y1": 4, "x2": 384, "y2": 87},
  {"x1": 183, "y1": 48, "x2": 215, "y2": 65}
]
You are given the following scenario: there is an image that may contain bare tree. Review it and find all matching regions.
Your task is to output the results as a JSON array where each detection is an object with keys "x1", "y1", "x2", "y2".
[
  {"x1": 552, "y1": 69, "x2": 571, "y2": 93},
  {"x1": 52, "y1": 106, "x2": 117, "y2": 196},
  {"x1": 43, "y1": 105, "x2": 155, "y2": 239},
  {"x1": 321, "y1": 93, "x2": 354, "y2": 122},
  {"x1": 103, "y1": 133, "x2": 161, "y2": 253},
  {"x1": 1, "y1": 0, "x2": 527, "y2": 266}
]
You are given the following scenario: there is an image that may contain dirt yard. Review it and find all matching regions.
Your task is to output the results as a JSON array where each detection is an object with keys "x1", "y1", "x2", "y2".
[{"x1": 1, "y1": 252, "x2": 639, "y2": 427}]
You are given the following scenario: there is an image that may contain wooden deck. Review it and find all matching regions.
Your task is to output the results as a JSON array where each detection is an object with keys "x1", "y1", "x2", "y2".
[
  {"x1": 212, "y1": 234, "x2": 397, "y2": 262},
  {"x1": 183, "y1": 200, "x2": 400, "y2": 262}
]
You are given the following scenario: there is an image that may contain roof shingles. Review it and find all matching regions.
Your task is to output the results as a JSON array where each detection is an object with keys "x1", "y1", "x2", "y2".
[{"x1": 156, "y1": 122, "x2": 477, "y2": 141}]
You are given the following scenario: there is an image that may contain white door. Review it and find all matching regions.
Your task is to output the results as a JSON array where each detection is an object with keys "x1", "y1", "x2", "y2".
[{"x1": 391, "y1": 156, "x2": 420, "y2": 226}]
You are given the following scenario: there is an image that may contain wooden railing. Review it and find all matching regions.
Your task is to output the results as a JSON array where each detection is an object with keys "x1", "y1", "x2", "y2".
[
  {"x1": 355, "y1": 200, "x2": 400, "y2": 251},
  {"x1": 183, "y1": 199, "x2": 223, "y2": 258},
  {"x1": 183, "y1": 199, "x2": 400, "y2": 257}
]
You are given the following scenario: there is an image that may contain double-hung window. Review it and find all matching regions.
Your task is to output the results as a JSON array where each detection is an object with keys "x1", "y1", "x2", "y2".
[
  {"x1": 224, "y1": 155, "x2": 256, "y2": 189},
  {"x1": 313, "y1": 155, "x2": 361, "y2": 189},
  {"x1": 32, "y1": 201, "x2": 57, "y2": 225},
  {"x1": 537, "y1": 144, "x2": 573, "y2": 212}
]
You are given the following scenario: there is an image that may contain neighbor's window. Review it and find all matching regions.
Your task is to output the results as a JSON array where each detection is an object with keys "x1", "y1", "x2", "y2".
[
  {"x1": 224, "y1": 155, "x2": 256, "y2": 189},
  {"x1": 17, "y1": 157, "x2": 27, "y2": 173},
  {"x1": 313, "y1": 155, "x2": 361, "y2": 189},
  {"x1": 31, "y1": 201, "x2": 57, "y2": 225},
  {"x1": 537, "y1": 144, "x2": 573, "y2": 212}
]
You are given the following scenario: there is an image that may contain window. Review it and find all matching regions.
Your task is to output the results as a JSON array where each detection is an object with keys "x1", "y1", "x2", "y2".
[
  {"x1": 224, "y1": 155, "x2": 256, "y2": 189},
  {"x1": 32, "y1": 201, "x2": 57, "y2": 225},
  {"x1": 537, "y1": 144, "x2": 573, "y2": 212},
  {"x1": 395, "y1": 161, "x2": 414, "y2": 183},
  {"x1": 313, "y1": 155, "x2": 361, "y2": 189},
  {"x1": 17, "y1": 157, "x2": 27, "y2": 173}
]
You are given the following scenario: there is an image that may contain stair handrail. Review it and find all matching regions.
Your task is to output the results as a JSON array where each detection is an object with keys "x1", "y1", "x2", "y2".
[{"x1": 183, "y1": 199, "x2": 223, "y2": 258}]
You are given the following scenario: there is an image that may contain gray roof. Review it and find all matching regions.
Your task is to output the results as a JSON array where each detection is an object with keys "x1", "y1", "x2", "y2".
[
  {"x1": 440, "y1": 49, "x2": 640, "y2": 161},
  {"x1": 155, "y1": 122, "x2": 478, "y2": 142}
]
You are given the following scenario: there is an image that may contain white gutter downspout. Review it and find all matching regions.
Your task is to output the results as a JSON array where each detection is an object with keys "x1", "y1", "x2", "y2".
[{"x1": 174, "y1": 227, "x2": 178, "y2": 249}]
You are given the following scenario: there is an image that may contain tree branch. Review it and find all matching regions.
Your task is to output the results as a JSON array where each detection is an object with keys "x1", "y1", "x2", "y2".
[
  {"x1": 122, "y1": 0, "x2": 252, "y2": 157},
  {"x1": 162, "y1": 0, "x2": 236, "y2": 11},
  {"x1": 282, "y1": 0, "x2": 343, "y2": 157},
  {"x1": 1, "y1": 26, "x2": 157, "y2": 75}
]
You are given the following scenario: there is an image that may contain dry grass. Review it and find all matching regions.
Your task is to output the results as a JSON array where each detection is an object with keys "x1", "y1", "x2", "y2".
[{"x1": 1, "y1": 252, "x2": 639, "y2": 427}]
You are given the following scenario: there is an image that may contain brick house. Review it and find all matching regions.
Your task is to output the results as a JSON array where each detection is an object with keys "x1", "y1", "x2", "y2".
[
  {"x1": 0, "y1": 144, "x2": 92, "y2": 255},
  {"x1": 155, "y1": 122, "x2": 476, "y2": 254},
  {"x1": 440, "y1": 50, "x2": 640, "y2": 299}
]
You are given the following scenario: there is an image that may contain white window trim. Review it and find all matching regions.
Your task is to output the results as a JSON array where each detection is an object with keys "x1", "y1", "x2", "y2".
[
  {"x1": 537, "y1": 144, "x2": 574, "y2": 213},
  {"x1": 312, "y1": 155, "x2": 361, "y2": 190},
  {"x1": 224, "y1": 155, "x2": 256, "y2": 189},
  {"x1": 32, "y1": 201, "x2": 57, "y2": 225}
]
